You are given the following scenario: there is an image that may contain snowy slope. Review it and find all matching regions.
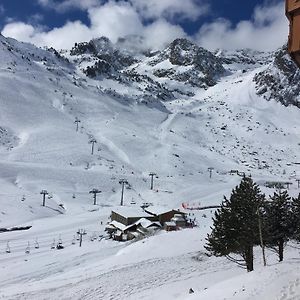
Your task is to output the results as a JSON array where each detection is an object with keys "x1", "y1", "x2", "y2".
[{"x1": 0, "y1": 33, "x2": 300, "y2": 299}]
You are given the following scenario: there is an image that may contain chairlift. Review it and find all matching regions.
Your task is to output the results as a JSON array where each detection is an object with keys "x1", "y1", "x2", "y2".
[
  {"x1": 56, "y1": 240, "x2": 64, "y2": 250},
  {"x1": 56, "y1": 244, "x2": 64, "y2": 250},
  {"x1": 25, "y1": 242, "x2": 30, "y2": 254},
  {"x1": 6, "y1": 241, "x2": 10, "y2": 253},
  {"x1": 51, "y1": 239, "x2": 56, "y2": 249}
]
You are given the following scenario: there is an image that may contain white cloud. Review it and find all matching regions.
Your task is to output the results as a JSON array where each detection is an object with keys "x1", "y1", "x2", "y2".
[
  {"x1": 129, "y1": 0, "x2": 209, "y2": 21},
  {"x1": 143, "y1": 19, "x2": 186, "y2": 50},
  {"x1": 1, "y1": 1, "x2": 288, "y2": 52},
  {"x1": 2, "y1": 21, "x2": 91, "y2": 49},
  {"x1": 87, "y1": 1, "x2": 143, "y2": 42},
  {"x1": 1, "y1": 22, "x2": 37, "y2": 41},
  {"x1": 37, "y1": 0, "x2": 101, "y2": 12},
  {"x1": 36, "y1": 21, "x2": 92, "y2": 49},
  {"x1": 37, "y1": 0, "x2": 209, "y2": 20},
  {"x1": 1, "y1": 1, "x2": 187, "y2": 50},
  {"x1": 196, "y1": 2, "x2": 288, "y2": 51}
]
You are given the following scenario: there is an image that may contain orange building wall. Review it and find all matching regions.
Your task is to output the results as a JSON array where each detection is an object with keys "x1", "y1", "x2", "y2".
[
  {"x1": 286, "y1": 0, "x2": 300, "y2": 67},
  {"x1": 286, "y1": 0, "x2": 300, "y2": 16},
  {"x1": 290, "y1": 12, "x2": 300, "y2": 52}
]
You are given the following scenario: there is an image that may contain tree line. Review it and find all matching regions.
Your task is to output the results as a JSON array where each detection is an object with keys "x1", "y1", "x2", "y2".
[{"x1": 206, "y1": 176, "x2": 300, "y2": 272}]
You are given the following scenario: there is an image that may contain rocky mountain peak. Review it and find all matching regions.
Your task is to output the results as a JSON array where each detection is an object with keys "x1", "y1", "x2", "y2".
[
  {"x1": 146, "y1": 38, "x2": 225, "y2": 88},
  {"x1": 164, "y1": 38, "x2": 223, "y2": 70},
  {"x1": 70, "y1": 36, "x2": 113, "y2": 56},
  {"x1": 167, "y1": 38, "x2": 199, "y2": 66},
  {"x1": 69, "y1": 36, "x2": 137, "y2": 77},
  {"x1": 90, "y1": 37, "x2": 114, "y2": 55},
  {"x1": 254, "y1": 45, "x2": 300, "y2": 108}
]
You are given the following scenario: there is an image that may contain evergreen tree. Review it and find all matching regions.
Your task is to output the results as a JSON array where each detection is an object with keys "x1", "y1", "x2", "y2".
[
  {"x1": 290, "y1": 193, "x2": 300, "y2": 241},
  {"x1": 206, "y1": 176, "x2": 264, "y2": 272},
  {"x1": 263, "y1": 191, "x2": 292, "y2": 262}
]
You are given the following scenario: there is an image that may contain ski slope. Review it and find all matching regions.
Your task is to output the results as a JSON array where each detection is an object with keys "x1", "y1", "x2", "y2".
[{"x1": 0, "y1": 34, "x2": 300, "y2": 299}]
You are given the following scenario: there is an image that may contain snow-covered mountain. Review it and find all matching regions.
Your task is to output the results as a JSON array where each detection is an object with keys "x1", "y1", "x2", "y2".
[
  {"x1": 1, "y1": 32, "x2": 300, "y2": 223},
  {"x1": 0, "y1": 33, "x2": 300, "y2": 299}
]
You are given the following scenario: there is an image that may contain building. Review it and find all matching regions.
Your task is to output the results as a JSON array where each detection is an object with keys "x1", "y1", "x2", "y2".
[
  {"x1": 110, "y1": 207, "x2": 157, "y2": 226},
  {"x1": 105, "y1": 220, "x2": 126, "y2": 237},
  {"x1": 144, "y1": 207, "x2": 187, "y2": 226},
  {"x1": 164, "y1": 221, "x2": 177, "y2": 232},
  {"x1": 106, "y1": 206, "x2": 188, "y2": 241},
  {"x1": 171, "y1": 214, "x2": 187, "y2": 228},
  {"x1": 105, "y1": 215, "x2": 161, "y2": 241},
  {"x1": 124, "y1": 218, "x2": 161, "y2": 240},
  {"x1": 286, "y1": 0, "x2": 300, "y2": 67}
]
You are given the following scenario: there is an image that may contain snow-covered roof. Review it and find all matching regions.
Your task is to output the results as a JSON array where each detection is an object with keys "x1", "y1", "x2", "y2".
[
  {"x1": 123, "y1": 218, "x2": 162, "y2": 232},
  {"x1": 164, "y1": 221, "x2": 176, "y2": 227},
  {"x1": 112, "y1": 206, "x2": 153, "y2": 219},
  {"x1": 135, "y1": 218, "x2": 161, "y2": 228},
  {"x1": 171, "y1": 214, "x2": 185, "y2": 221},
  {"x1": 114, "y1": 230, "x2": 122, "y2": 237},
  {"x1": 109, "y1": 220, "x2": 126, "y2": 231},
  {"x1": 144, "y1": 206, "x2": 183, "y2": 216},
  {"x1": 105, "y1": 224, "x2": 116, "y2": 230}
]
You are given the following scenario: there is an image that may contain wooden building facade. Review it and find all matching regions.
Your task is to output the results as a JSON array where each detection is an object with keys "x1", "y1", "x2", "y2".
[
  {"x1": 110, "y1": 208, "x2": 157, "y2": 226},
  {"x1": 286, "y1": 0, "x2": 300, "y2": 66}
]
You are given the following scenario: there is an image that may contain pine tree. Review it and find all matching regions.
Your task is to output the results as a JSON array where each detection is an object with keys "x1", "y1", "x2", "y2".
[
  {"x1": 206, "y1": 176, "x2": 264, "y2": 272},
  {"x1": 263, "y1": 191, "x2": 292, "y2": 262},
  {"x1": 290, "y1": 193, "x2": 300, "y2": 241}
]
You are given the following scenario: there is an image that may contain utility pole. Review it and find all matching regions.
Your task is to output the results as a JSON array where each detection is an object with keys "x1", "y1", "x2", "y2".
[
  {"x1": 296, "y1": 179, "x2": 300, "y2": 189},
  {"x1": 74, "y1": 117, "x2": 81, "y2": 132},
  {"x1": 208, "y1": 167, "x2": 214, "y2": 179},
  {"x1": 119, "y1": 179, "x2": 128, "y2": 206},
  {"x1": 89, "y1": 189, "x2": 101, "y2": 205},
  {"x1": 285, "y1": 182, "x2": 292, "y2": 189},
  {"x1": 40, "y1": 190, "x2": 49, "y2": 206},
  {"x1": 89, "y1": 138, "x2": 97, "y2": 155},
  {"x1": 149, "y1": 172, "x2": 157, "y2": 190},
  {"x1": 257, "y1": 206, "x2": 267, "y2": 267},
  {"x1": 77, "y1": 229, "x2": 85, "y2": 247}
]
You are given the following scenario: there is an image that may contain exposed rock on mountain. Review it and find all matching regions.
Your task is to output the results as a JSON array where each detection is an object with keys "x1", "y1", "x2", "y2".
[
  {"x1": 148, "y1": 38, "x2": 225, "y2": 88},
  {"x1": 217, "y1": 49, "x2": 272, "y2": 67},
  {"x1": 254, "y1": 45, "x2": 300, "y2": 108},
  {"x1": 70, "y1": 37, "x2": 137, "y2": 77}
]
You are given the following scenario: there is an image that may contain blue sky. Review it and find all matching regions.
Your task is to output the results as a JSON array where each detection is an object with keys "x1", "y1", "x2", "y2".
[
  {"x1": 0, "y1": 0, "x2": 287, "y2": 51},
  {"x1": 0, "y1": 0, "x2": 264, "y2": 34}
]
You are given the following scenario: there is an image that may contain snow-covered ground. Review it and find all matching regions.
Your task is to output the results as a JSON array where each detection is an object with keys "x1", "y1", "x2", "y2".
[
  {"x1": 1, "y1": 211, "x2": 300, "y2": 300},
  {"x1": 0, "y1": 34, "x2": 300, "y2": 299}
]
